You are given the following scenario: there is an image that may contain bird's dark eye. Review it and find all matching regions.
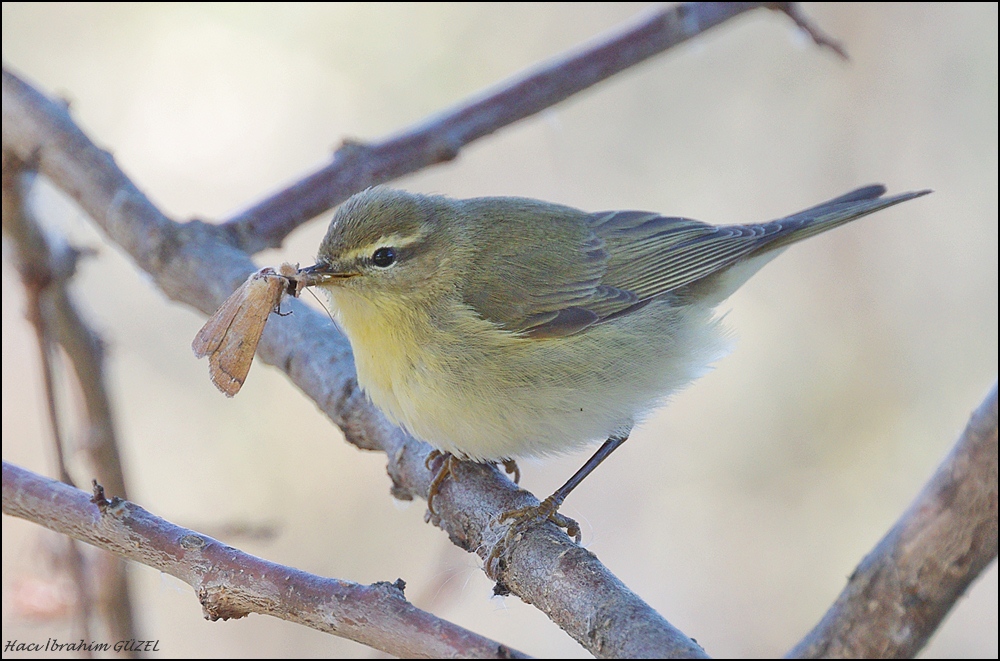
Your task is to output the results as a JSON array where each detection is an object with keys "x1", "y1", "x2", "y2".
[{"x1": 371, "y1": 247, "x2": 397, "y2": 268}]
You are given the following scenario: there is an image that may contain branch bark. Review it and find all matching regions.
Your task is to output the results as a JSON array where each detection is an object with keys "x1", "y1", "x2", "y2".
[
  {"x1": 220, "y1": 2, "x2": 778, "y2": 254},
  {"x1": 788, "y1": 382, "x2": 998, "y2": 658},
  {"x1": 2, "y1": 153, "x2": 137, "y2": 649},
  {"x1": 2, "y1": 462, "x2": 527, "y2": 659}
]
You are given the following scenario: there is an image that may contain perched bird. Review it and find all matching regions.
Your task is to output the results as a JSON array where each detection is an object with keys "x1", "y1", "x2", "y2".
[{"x1": 302, "y1": 185, "x2": 929, "y2": 538}]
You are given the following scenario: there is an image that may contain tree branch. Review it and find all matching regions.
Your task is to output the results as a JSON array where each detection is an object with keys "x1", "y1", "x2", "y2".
[
  {"x1": 220, "y1": 2, "x2": 777, "y2": 254},
  {"x1": 2, "y1": 153, "x2": 137, "y2": 649},
  {"x1": 2, "y1": 462, "x2": 527, "y2": 659},
  {"x1": 788, "y1": 382, "x2": 999, "y2": 658}
]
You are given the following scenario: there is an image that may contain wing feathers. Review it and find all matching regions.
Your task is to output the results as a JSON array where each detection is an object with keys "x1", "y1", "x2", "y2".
[{"x1": 463, "y1": 187, "x2": 928, "y2": 338}]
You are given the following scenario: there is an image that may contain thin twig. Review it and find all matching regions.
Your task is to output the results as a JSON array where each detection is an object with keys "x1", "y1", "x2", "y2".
[
  {"x1": 2, "y1": 462, "x2": 528, "y2": 659},
  {"x1": 771, "y1": 2, "x2": 849, "y2": 59},
  {"x1": 221, "y1": 2, "x2": 773, "y2": 253},
  {"x1": 2, "y1": 157, "x2": 73, "y2": 486},
  {"x1": 43, "y1": 265, "x2": 137, "y2": 649},
  {"x1": 3, "y1": 154, "x2": 95, "y2": 652},
  {"x1": 788, "y1": 382, "x2": 998, "y2": 658},
  {"x1": 3, "y1": 152, "x2": 138, "y2": 652},
  {"x1": 27, "y1": 333, "x2": 96, "y2": 658}
]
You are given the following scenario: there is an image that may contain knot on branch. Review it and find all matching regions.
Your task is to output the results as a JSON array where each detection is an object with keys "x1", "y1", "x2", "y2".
[
  {"x1": 372, "y1": 578, "x2": 407, "y2": 598},
  {"x1": 199, "y1": 585, "x2": 252, "y2": 621}
]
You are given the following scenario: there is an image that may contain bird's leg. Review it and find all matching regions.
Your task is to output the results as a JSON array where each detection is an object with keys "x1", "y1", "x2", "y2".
[
  {"x1": 425, "y1": 450, "x2": 459, "y2": 515},
  {"x1": 488, "y1": 432, "x2": 630, "y2": 571}
]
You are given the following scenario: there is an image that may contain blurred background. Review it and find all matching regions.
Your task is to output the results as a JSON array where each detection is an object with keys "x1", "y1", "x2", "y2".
[{"x1": 2, "y1": 3, "x2": 996, "y2": 658}]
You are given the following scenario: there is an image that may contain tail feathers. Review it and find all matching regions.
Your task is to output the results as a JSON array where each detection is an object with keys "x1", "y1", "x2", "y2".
[
  {"x1": 761, "y1": 186, "x2": 932, "y2": 252},
  {"x1": 686, "y1": 185, "x2": 931, "y2": 305}
]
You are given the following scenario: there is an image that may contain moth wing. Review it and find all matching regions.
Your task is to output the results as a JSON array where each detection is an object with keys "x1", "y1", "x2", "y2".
[
  {"x1": 192, "y1": 268, "x2": 286, "y2": 397},
  {"x1": 192, "y1": 275, "x2": 254, "y2": 359}
]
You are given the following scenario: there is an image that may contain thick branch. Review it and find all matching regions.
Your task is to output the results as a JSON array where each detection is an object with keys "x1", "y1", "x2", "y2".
[
  {"x1": 788, "y1": 382, "x2": 999, "y2": 658},
  {"x1": 2, "y1": 462, "x2": 527, "y2": 659},
  {"x1": 221, "y1": 2, "x2": 775, "y2": 253}
]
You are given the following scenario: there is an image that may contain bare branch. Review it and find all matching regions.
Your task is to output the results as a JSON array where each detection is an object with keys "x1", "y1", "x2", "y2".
[
  {"x1": 2, "y1": 153, "x2": 137, "y2": 648},
  {"x1": 771, "y1": 2, "x2": 849, "y2": 59},
  {"x1": 220, "y1": 2, "x2": 773, "y2": 253},
  {"x1": 2, "y1": 462, "x2": 528, "y2": 659},
  {"x1": 789, "y1": 382, "x2": 999, "y2": 658}
]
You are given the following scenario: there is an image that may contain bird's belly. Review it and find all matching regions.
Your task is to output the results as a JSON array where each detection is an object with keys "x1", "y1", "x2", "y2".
[
  {"x1": 352, "y1": 300, "x2": 730, "y2": 462},
  {"x1": 360, "y1": 357, "x2": 627, "y2": 461}
]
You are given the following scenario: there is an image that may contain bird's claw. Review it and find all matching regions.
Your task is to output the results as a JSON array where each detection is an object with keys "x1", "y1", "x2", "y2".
[
  {"x1": 425, "y1": 450, "x2": 458, "y2": 516},
  {"x1": 486, "y1": 496, "x2": 581, "y2": 578},
  {"x1": 499, "y1": 458, "x2": 520, "y2": 484}
]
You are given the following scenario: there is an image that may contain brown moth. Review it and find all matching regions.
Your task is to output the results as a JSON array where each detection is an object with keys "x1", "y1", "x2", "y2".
[{"x1": 192, "y1": 263, "x2": 304, "y2": 397}]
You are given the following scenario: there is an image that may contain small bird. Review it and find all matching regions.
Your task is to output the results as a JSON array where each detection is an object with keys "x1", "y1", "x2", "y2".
[{"x1": 302, "y1": 185, "x2": 929, "y2": 538}]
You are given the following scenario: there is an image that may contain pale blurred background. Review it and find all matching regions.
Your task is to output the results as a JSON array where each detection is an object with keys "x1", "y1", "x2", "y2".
[{"x1": 2, "y1": 3, "x2": 996, "y2": 658}]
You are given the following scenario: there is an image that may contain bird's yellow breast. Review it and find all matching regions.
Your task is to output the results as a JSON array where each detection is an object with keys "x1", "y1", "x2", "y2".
[
  {"x1": 321, "y1": 284, "x2": 728, "y2": 462},
  {"x1": 325, "y1": 288, "x2": 431, "y2": 424},
  {"x1": 324, "y1": 285, "x2": 556, "y2": 459}
]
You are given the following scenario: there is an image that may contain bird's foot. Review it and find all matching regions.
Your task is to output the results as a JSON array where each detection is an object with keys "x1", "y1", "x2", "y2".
[
  {"x1": 486, "y1": 495, "x2": 581, "y2": 578},
  {"x1": 499, "y1": 458, "x2": 520, "y2": 484},
  {"x1": 427, "y1": 453, "x2": 521, "y2": 516},
  {"x1": 424, "y1": 450, "x2": 459, "y2": 516},
  {"x1": 499, "y1": 495, "x2": 581, "y2": 542}
]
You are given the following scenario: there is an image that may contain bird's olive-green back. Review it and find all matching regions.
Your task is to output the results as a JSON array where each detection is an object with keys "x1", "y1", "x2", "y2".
[{"x1": 453, "y1": 185, "x2": 927, "y2": 338}]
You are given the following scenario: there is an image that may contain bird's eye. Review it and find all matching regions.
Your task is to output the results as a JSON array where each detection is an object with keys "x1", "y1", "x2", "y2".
[{"x1": 371, "y1": 247, "x2": 397, "y2": 268}]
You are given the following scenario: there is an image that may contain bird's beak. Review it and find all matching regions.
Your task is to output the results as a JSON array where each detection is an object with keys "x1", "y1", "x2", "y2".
[{"x1": 296, "y1": 261, "x2": 358, "y2": 286}]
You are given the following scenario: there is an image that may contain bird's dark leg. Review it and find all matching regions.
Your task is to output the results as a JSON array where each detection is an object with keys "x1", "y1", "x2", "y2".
[
  {"x1": 489, "y1": 431, "x2": 630, "y2": 572},
  {"x1": 539, "y1": 432, "x2": 630, "y2": 529}
]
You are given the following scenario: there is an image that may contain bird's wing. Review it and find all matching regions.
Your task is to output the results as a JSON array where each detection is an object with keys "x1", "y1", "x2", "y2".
[
  {"x1": 458, "y1": 198, "x2": 630, "y2": 338},
  {"x1": 462, "y1": 186, "x2": 928, "y2": 338},
  {"x1": 593, "y1": 185, "x2": 928, "y2": 300}
]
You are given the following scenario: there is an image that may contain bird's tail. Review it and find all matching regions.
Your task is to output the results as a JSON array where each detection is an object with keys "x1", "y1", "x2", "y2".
[{"x1": 760, "y1": 185, "x2": 932, "y2": 252}]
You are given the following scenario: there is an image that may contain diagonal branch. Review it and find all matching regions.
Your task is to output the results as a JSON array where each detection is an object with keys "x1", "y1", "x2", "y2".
[
  {"x1": 788, "y1": 382, "x2": 999, "y2": 658},
  {"x1": 2, "y1": 462, "x2": 527, "y2": 659},
  {"x1": 221, "y1": 2, "x2": 780, "y2": 253}
]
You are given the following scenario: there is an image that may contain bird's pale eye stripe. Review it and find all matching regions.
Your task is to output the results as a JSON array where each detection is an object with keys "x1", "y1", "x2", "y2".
[{"x1": 341, "y1": 232, "x2": 426, "y2": 264}]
